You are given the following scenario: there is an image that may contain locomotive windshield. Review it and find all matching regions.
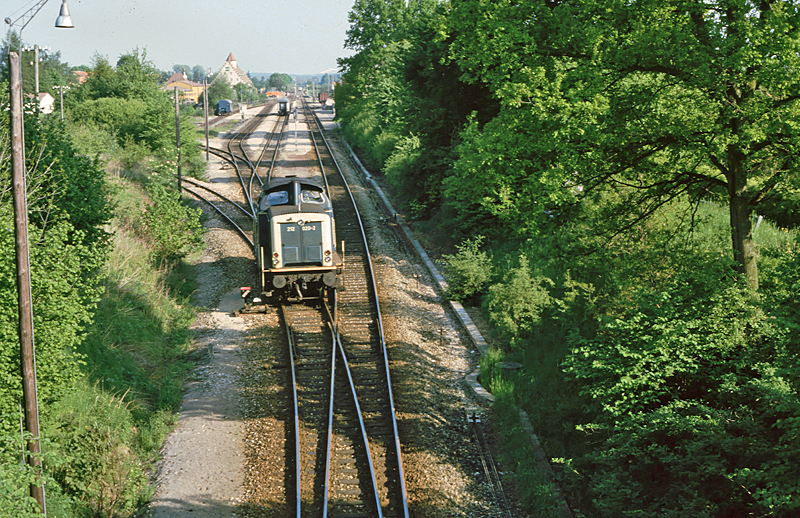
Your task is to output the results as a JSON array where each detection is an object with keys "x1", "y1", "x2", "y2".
[
  {"x1": 261, "y1": 190, "x2": 289, "y2": 210},
  {"x1": 300, "y1": 189, "x2": 325, "y2": 204}
]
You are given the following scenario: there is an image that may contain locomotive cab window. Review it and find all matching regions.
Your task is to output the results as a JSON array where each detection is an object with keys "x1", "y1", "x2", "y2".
[
  {"x1": 262, "y1": 190, "x2": 290, "y2": 210},
  {"x1": 300, "y1": 189, "x2": 325, "y2": 204}
]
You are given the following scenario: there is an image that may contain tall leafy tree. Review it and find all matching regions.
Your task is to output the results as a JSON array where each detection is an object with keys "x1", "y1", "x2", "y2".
[
  {"x1": 267, "y1": 73, "x2": 293, "y2": 92},
  {"x1": 447, "y1": 0, "x2": 800, "y2": 291},
  {"x1": 208, "y1": 74, "x2": 234, "y2": 107}
]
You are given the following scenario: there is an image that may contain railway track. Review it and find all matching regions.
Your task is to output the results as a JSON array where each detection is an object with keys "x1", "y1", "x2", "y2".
[
  {"x1": 182, "y1": 97, "x2": 520, "y2": 518},
  {"x1": 183, "y1": 97, "x2": 410, "y2": 517}
]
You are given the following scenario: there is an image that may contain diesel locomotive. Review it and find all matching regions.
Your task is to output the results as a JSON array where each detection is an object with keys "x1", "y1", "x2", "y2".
[{"x1": 252, "y1": 177, "x2": 343, "y2": 303}]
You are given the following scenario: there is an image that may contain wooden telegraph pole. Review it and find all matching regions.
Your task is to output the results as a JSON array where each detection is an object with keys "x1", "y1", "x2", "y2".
[
  {"x1": 174, "y1": 88, "x2": 182, "y2": 192},
  {"x1": 203, "y1": 77, "x2": 210, "y2": 161},
  {"x1": 9, "y1": 51, "x2": 47, "y2": 515}
]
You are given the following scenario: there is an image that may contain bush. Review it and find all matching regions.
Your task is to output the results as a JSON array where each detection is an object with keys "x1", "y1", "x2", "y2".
[
  {"x1": 485, "y1": 255, "x2": 553, "y2": 348},
  {"x1": 139, "y1": 182, "x2": 205, "y2": 262},
  {"x1": 47, "y1": 386, "x2": 150, "y2": 517},
  {"x1": 563, "y1": 279, "x2": 800, "y2": 517},
  {"x1": 443, "y1": 235, "x2": 493, "y2": 303}
]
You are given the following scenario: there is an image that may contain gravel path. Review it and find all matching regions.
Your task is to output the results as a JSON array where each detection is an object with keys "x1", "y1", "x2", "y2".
[{"x1": 144, "y1": 107, "x2": 531, "y2": 518}]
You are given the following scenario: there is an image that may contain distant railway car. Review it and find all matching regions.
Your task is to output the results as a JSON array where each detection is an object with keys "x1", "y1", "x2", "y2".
[
  {"x1": 253, "y1": 177, "x2": 343, "y2": 302},
  {"x1": 216, "y1": 99, "x2": 232, "y2": 115},
  {"x1": 318, "y1": 92, "x2": 328, "y2": 104},
  {"x1": 277, "y1": 97, "x2": 292, "y2": 116}
]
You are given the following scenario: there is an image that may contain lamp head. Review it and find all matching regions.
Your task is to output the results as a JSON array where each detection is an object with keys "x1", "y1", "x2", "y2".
[{"x1": 55, "y1": 0, "x2": 73, "y2": 28}]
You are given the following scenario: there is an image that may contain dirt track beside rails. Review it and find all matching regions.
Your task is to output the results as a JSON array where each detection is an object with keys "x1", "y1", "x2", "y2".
[{"x1": 145, "y1": 108, "x2": 532, "y2": 518}]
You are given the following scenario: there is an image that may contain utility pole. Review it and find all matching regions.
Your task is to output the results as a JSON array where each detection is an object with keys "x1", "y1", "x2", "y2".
[
  {"x1": 174, "y1": 88, "x2": 182, "y2": 192},
  {"x1": 53, "y1": 85, "x2": 69, "y2": 121},
  {"x1": 9, "y1": 50, "x2": 47, "y2": 516},
  {"x1": 203, "y1": 76, "x2": 209, "y2": 161}
]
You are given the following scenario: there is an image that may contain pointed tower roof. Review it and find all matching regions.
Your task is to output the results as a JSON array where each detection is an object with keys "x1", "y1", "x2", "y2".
[{"x1": 227, "y1": 53, "x2": 236, "y2": 62}]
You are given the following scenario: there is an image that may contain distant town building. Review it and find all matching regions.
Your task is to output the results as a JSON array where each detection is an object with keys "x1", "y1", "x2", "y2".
[
  {"x1": 38, "y1": 92, "x2": 55, "y2": 113},
  {"x1": 162, "y1": 69, "x2": 205, "y2": 103},
  {"x1": 215, "y1": 53, "x2": 254, "y2": 89},
  {"x1": 74, "y1": 70, "x2": 88, "y2": 84}
]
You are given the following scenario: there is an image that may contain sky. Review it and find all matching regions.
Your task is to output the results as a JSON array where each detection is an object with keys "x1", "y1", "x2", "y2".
[{"x1": 5, "y1": 0, "x2": 356, "y2": 76}]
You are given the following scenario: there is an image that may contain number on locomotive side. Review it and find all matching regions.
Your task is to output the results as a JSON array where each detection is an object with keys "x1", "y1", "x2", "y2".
[{"x1": 302, "y1": 225, "x2": 317, "y2": 231}]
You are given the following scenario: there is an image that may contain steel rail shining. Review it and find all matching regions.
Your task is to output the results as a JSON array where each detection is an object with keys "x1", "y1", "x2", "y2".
[
  {"x1": 265, "y1": 115, "x2": 289, "y2": 183},
  {"x1": 335, "y1": 332, "x2": 384, "y2": 518},
  {"x1": 312, "y1": 109, "x2": 411, "y2": 518},
  {"x1": 180, "y1": 175, "x2": 252, "y2": 219},
  {"x1": 321, "y1": 295, "x2": 338, "y2": 518},
  {"x1": 180, "y1": 185, "x2": 253, "y2": 247},
  {"x1": 280, "y1": 305, "x2": 303, "y2": 518}
]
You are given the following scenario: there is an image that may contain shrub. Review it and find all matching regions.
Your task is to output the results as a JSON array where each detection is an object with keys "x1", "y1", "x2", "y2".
[
  {"x1": 484, "y1": 255, "x2": 553, "y2": 348},
  {"x1": 563, "y1": 279, "x2": 800, "y2": 517},
  {"x1": 47, "y1": 386, "x2": 150, "y2": 517},
  {"x1": 443, "y1": 235, "x2": 493, "y2": 303},
  {"x1": 139, "y1": 182, "x2": 205, "y2": 262}
]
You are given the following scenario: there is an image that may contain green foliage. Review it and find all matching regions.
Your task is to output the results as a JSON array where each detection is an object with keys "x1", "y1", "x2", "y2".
[
  {"x1": 208, "y1": 75, "x2": 233, "y2": 108},
  {"x1": 47, "y1": 386, "x2": 150, "y2": 517},
  {"x1": 485, "y1": 255, "x2": 553, "y2": 348},
  {"x1": 0, "y1": 433, "x2": 60, "y2": 518},
  {"x1": 267, "y1": 72, "x2": 293, "y2": 91},
  {"x1": 0, "y1": 96, "x2": 110, "y2": 435},
  {"x1": 64, "y1": 50, "x2": 203, "y2": 178},
  {"x1": 562, "y1": 276, "x2": 800, "y2": 516},
  {"x1": 481, "y1": 352, "x2": 564, "y2": 518},
  {"x1": 442, "y1": 235, "x2": 493, "y2": 303},
  {"x1": 338, "y1": 0, "x2": 496, "y2": 218},
  {"x1": 139, "y1": 183, "x2": 205, "y2": 262},
  {"x1": 69, "y1": 122, "x2": 121, "y2": 158},
  {"x1": 69, "y1": 97, "x2": 148, "y2": 146}
]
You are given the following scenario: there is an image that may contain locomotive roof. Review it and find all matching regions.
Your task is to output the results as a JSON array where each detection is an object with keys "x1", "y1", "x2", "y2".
[
  {"x1": 263, "y1": 177, "x2": 324, "y2": 192},
  {"x1": 259, "y1": 177, "x2": 331, "y2": 214}
]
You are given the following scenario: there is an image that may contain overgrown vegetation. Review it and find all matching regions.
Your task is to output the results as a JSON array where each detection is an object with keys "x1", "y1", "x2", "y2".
[
  {"x1": 1, "y1": 39, "x2": 206, "y2": 516},
  {"x1": 339, "y1": 1, "x2": 800, "y2": 516}
]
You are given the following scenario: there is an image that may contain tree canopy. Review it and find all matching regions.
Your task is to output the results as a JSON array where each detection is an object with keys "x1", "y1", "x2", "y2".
[
  {"x1": 267, "y1": 72, "x2": 293, "y2": 92},
  {"x1": 340, "y1": 1, "x2": 800, "y2": 516},
  {"x1": 445, "y1": 0, "x2": 800, "y2": 290}
]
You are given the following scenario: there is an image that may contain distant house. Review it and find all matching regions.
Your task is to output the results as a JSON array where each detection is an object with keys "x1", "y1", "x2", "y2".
[
  {"x1": 37, "y1": 92, "x2": 55, "y2": 114},
  {"x1": 215, "y1": 53, "x2": 254, "y2": 89},
  {"x1": 162, "y1": 70, "x2": 205, "y2": 103},
  {"x1": 74, "y1": 70, "x2": 88, "y2": 84}
]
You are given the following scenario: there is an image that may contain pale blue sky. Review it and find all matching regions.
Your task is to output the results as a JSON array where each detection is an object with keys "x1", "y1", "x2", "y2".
[{"x1": 5, "y1": 0, "x2": 356, "y2": 75}]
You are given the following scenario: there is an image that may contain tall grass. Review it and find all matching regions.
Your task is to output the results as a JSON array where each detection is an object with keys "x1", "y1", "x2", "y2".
[{"x1": 41, "y1": 174, "x2": 199, "y2": 516}]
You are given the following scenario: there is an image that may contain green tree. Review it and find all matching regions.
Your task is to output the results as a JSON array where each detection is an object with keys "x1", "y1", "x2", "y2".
[
  {"x1": 140, "y1": 183, "x2": 204, "y2": 262},
  {"x1": 0, "y1": 84, "x2": 110, "y2": 433},
  {"x1": 267, "y1": 73, "x2": 293, "y2": 92},
  {"x1": 446, "y1": 0, "x2": 800, "y2": 291},
  {"x1": 191, "y1": 65, "x2": 206, "y2": 84},
  {"x1": 208, "y1": 74, "x2": 233, "y2": 108}
]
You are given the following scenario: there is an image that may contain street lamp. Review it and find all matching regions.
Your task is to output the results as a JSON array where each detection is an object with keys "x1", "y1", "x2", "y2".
[{"x1": 5, "y1": 1, "x2": 74, "y2": 515}]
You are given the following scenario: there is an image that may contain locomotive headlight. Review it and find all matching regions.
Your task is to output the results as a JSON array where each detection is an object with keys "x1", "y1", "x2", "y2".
[
  {"x1": 324, "y1": 250, "x2": 332, "y2": 263},
  {"x1": 273, "y1": 252, "x2": 280, "y2": 266}
]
